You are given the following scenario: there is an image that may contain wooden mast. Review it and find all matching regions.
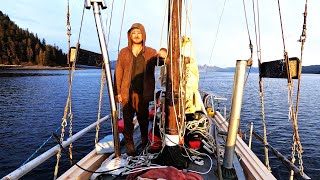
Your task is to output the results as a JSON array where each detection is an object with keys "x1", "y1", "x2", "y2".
[
  {"x1": 165, "y1": 0, "x2": 181, "y2": 135},
  {"x1": 156, "y1": 0, "x2": 187, "y2": 168}
]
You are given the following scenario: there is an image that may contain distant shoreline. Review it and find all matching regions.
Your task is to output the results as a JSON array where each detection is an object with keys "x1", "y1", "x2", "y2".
[
  {"x1": 0, "y1": 65, "x2": 69, "y2": 70},
  {"x1": 1, "y1": 64, "x2": 319, "y2": 74},
  {"x1": 0, "y1": 64, "x2": 102, "y2": 70}
]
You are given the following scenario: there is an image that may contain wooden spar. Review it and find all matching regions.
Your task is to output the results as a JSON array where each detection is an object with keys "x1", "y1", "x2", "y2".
[{"x1": 165, "y1": 0, "x2": 181, "y2": 137}]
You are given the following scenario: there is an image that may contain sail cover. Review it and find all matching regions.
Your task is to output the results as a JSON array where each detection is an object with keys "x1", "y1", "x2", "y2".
[{"x1": 181, "y1": 36, "x2": 201, "y2": 114}]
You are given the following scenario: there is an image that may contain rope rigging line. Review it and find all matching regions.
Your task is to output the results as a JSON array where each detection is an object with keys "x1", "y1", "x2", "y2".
[
  {"x1": 54, "y1": 1, "x2": 87, "y2": 179},
  {"x1": 252, "y1": 0, "x2": 262, "y2": 64},
  {"x1": 66, "y1": 0, "x2": 72, "y2": 65},
  {"x1": 117, "y1": 0, "x2": 127, "y2": 54},
  {"x1": 295, "y1": 1, "x2": 308, "y2": 122},
  {"x1": 77, "y1": 3, "x2": 86, "y2": 44},
  {"x1": 53, "y1": 1, "x2": 71, "y2": 178},
  {"x1": 66, "y1": 0, "x2": 74, "y2": 162},
  {"x1": 106, "y1": 0, "x2": 115, "y2": 43},
  {"x1": 276, "y1": 0, "x2": 288, "y2": 54},
  {"x1": 242, "y1": 0, "x2": 253, "y2": 59},
  {"x1": 276, "y1": 0, "x2": 305, "y2": 176},
  {"x1": 182, "y1": 0, "x2": 192, "y2": 37},
  {"x1": 290, "y1": 1, "x2": 308, "y2": 178},
  {"x1": 241, "y1": 0, "x2": 253, "y2": 86},
  {"x1": 95, "y1": 66, "x2": 106, "y2": 144},
  {"x1": 251, "y1": 0, "x2": 271, "y2": 171},
  {"x1": 21, "y1": 126, "x2": 61, "y2": 167},
  {"x1": 293, "y1": 1, "x2": 308, "y2": 174},
  {"x1": 66, "y1": 0, "x2": 73, "y2": 140},
  {"x1": 150, "y1": 0, "x2": 168, "y2": 145},
  {"x1": 208, "y1": 0, "x2": 228, "y2": 65}
]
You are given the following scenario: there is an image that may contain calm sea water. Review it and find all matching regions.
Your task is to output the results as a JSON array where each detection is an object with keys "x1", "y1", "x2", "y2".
[{"x1": 0, "y1": 69, "x2": 319, "y2": 179}]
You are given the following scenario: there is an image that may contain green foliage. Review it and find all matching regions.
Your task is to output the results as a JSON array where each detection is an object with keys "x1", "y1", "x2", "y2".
[{"x1": 0, "y1": 11, "x2": 67, "y2": 66}]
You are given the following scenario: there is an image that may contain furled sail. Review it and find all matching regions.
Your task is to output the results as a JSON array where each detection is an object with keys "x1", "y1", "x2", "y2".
[{"x1": 181, "y1": 36, "x2": 201, "y2": 114}]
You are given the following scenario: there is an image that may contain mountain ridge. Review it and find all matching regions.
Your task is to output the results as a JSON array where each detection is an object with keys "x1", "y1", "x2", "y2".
[{"x1": 197, "y1": 64, "x2": 320, "y2": 74}]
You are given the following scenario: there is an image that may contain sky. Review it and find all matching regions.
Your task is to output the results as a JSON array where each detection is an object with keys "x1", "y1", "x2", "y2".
[{"x1": 1, "y1": 0, "x2": 319, "y2": 68}]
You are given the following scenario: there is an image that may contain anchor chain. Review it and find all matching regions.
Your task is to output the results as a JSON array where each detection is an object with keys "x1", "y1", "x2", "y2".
[
  {"x1": 68, "y1": 112, "x2": 73, "y2": 160},
  {"x1": 53, "y1": 117, "x2": 67, "y2": 180}
]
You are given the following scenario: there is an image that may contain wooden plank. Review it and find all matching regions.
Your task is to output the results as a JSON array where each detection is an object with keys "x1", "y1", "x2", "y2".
[{"x1": 57, "y1": 150, "x2": 109, "y2": 180}]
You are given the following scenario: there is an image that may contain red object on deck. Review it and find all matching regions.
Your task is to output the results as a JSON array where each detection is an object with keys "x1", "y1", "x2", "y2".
[
  {"x1": 189, "y1": 140, "x2": 201, "y2": 149},
  {"x1": 149, "y1": 109, "x2": 155, "y2": 119},
  {"x1": 148, "y1": 130, "x2": 162, "y2": 151},
  {"x1": 118, "y1": 118, "x2": 124, "y2": 133},
  {"x1": 127, "y1": 166, "x2": 203, "y2": 180}
]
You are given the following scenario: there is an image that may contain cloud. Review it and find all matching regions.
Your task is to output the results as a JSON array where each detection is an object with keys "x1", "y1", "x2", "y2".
[{"x1": 9, "y1": 15, "x2": 37, "y2": 25}]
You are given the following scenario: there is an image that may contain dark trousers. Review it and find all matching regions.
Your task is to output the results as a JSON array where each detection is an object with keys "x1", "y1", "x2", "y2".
[{"x1": 122, "y1": 92, "x2": 149, "y2": 155}]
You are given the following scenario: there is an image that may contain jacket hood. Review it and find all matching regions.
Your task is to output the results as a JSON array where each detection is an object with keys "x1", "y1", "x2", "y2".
[{"x1": 127, "y1": 23, "x2": 146, "y2": 51}]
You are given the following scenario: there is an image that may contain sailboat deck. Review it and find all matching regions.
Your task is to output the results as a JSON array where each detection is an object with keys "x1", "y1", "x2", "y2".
[
  {"x1": 58, "y1": 111, "x2": 274, "y2": 180},
  {"x1": 95, "y1": 120, "x2": 244, "y2": 180}
]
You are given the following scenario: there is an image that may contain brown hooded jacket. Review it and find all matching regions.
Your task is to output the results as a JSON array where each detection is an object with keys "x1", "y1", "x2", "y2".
[{"x1": 114, "y1": 23, "x2": 164, "y2": 104}]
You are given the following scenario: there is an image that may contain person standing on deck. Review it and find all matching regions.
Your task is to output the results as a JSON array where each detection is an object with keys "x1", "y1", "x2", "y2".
[{"x1": 114, "y1": 23, "x2": 167, "y2": 156}]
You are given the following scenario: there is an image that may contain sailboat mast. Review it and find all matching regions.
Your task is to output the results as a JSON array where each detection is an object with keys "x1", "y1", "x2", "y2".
[
  {"x1": 156, "y1": 0, "x2": 186, "y2": 168},
  {"x1": 165, "y1": 0, "x2": 182, "y2": 136}
]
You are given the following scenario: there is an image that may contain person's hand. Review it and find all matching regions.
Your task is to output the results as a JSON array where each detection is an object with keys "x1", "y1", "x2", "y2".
[
  {"x1": 117, "y1": 95, "x2": 122, "y2": 103},
  {"x1": 158, "y1": 48, "x2": 167, "y2": 59}
]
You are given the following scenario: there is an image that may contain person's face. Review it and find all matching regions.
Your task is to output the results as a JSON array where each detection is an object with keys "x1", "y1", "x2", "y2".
[{"x1": 130, "y1": 28, "x2": 143, "y2": 44}]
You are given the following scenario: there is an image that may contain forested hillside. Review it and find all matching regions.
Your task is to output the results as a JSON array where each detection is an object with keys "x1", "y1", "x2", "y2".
[{"x1": 0, "y1": 11, "x2": 66, "y2": 66}]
